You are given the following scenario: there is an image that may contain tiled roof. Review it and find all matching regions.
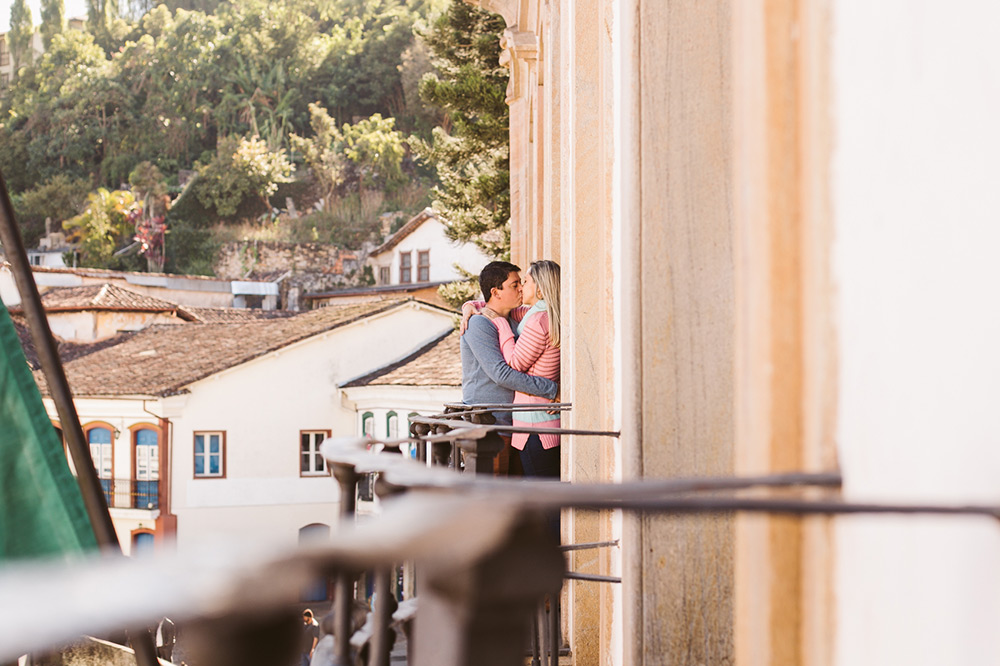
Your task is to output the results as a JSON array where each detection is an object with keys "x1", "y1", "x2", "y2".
[
  {"x1": 27, "y1": 284, "x2": 195, "y2": 317},
  {"x1": 340, "y1": 329, "x2": 461, "y2": 388},
  {"x1": 34, "y1": 300, "x2": 410, "y2": 397},
  {"x1": 10, "y1": 312, "x2": 141, "y2": 371},
  {"x1": 29, "y1": 265, "x2": 229, "y2": 283},
  {"x1": 304, "y1": 281, "x2": 452, "y2": 301},
  {"x1": 58, "y1": 332, "x2": 139, "y2": 364},
  {"x1": 184, "y1": 307, "x2": 298, "y2": 323},
  {"x1": 9, "y1": 314, "x2": 42, "y2": 370},
  {"x1": 370, "y1": 208, "x2": 436, "y2": 256}
]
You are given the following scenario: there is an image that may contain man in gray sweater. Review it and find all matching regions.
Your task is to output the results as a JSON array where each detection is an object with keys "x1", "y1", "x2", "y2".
[{"x1": 461, "y1": 261, "x2": 559, "y2": 429}]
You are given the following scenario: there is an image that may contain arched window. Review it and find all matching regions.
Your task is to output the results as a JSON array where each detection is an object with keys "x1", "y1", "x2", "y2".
[
  {"x1": 132, "y1": 531, "x2": 155, "y2": 557},
  {"x1": 407, "y1": 413, "x2": 420, "y2": 458},
  {"x1": 133, "y1": 427, "x2": 159, "y2": 509},
  {"x1": 362, "y1": 412, "x2": 375, "y2": 439},
  {"x1": 299, "y1": 523, "x2": 331, "y2": 545},
  {"x1": 386, "y1": 411, "x2": 398, "y2": 439},
  {"x1": 85, "y1": 424, "x2": 114, "y2": 506}
]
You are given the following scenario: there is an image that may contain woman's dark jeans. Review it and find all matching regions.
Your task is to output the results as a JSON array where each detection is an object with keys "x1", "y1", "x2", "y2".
[{"x1": 518, "y1": 433, "x2": 561, "y2": 539}]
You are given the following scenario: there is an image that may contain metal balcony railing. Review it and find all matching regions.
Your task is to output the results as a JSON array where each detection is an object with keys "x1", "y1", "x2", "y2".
[
  {"x1": 322, "y1": 403, "x2": 836, "y2": 665},
  {"x1": 3, "y1": 405, "x2": 1000, "y2": 666},
  {"x1": 312, "y1": 402, "x2": 1000, "y2": 666},
  {"x1": 97, "y1": 478, "x2": 159, "y2": 510}
]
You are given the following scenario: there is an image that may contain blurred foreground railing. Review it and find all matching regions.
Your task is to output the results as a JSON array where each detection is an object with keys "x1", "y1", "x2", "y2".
[{"x1": 5, "y1": 403, "x2": 1000, "y2": 666}]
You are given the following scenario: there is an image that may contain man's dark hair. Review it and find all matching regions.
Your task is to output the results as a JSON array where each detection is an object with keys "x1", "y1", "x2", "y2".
[{"x1": 479, "y1": 261, "x2": 521, "y2": 301}]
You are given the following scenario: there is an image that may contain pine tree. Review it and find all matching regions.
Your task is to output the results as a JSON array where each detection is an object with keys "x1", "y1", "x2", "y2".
[
  {"x1": 416, "y1": 1, "x2": 510, "y2": 258},
  {"x1": 39, "y1": 0, "x2": 65, "y2": 50},
  {"x1": 8, "y1": 0, "x2": 34, "y2": 77}
]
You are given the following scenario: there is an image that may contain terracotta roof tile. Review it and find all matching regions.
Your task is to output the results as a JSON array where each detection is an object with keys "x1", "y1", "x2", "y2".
[
  {"x1": 340, "y1": 329, "x2": 461, "y2": 388},
  {"x1": 30, "y1": 284, "x2": 188, "y2": 314},
  {"x1": 9, "y1": 314, "x2": 42, "y2": 370},
  {"x1": 10, "y1": 312, "x2": 140, "y2": 371},
  {"x1": 34, "y1": 300, "x2": 410, "y2": 397},
  {"x1": 29, "y1": 265, "x2": 228, "y2": 282},
  {"x1": 185, "y1": 307, "x2": 298, "y2": 323}
]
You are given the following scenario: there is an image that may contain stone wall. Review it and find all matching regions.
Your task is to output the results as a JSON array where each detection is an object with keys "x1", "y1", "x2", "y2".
[
  {"x1": 35, "y1": 636, "x2": 167, "y2": 666},
  {"x1": 214, "y1": 241, "x2": 366, "y2": 310}
]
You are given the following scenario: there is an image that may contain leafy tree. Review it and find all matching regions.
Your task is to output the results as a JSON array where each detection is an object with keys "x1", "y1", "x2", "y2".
[
  {"x1": 86, "y1": 0, "x2": 116, "y2": 43},
  {"x1": 3, "y1": 30, "x2": 110, "y2": 185},
  {"x1": 39, "y1": 0, "x2": 65, "y2": 49},
  {"x1": 9, "y1": 0, "x2": 34, "y2": 77},
  {"x1": 292, "y1": 105, "x2": 408, "y2": 205},
  {"x1": 13, "y1": 174, "x2": 91, "y2": 247},
  {"x1": 39, "y1": 0, "x2": 66, "y2": 50},
  {"x1": 63, "y1": 188, "x2": 139, "y2": 267},
  {"x1": 341, "y1": 113, "x2": 406, "y2": 194},
  {"x1": 415, "y1": 1, "x2": 510, "y2": 258},
  {"x1": 399, "y1": 36, "x2": 443, "y2": 136},
  {"x1": 195, "y1": 136, "x2": 293, "y2": 217},
  {"x1": 308, "y1": 0, "x2": 422, "y2": 124},
  {"x1": 128, "y1": 161, "x2": 169, "y2": 271},
  {"x1": 0, "y1": 0, "x2": 448, "y2": 272},
  {"x1": 290, "y1": 103, "x2": 344, "y2": 212}
]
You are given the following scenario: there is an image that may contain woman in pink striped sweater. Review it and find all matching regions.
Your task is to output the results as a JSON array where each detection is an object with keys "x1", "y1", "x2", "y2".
[{"x1": 482, "y1": 260, "x2": 562, "y2": 478}]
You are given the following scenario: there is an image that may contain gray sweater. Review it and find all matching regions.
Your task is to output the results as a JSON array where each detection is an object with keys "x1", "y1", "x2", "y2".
[{"x1": 460, "y1": 314, "x2": 559, "y2": 425}]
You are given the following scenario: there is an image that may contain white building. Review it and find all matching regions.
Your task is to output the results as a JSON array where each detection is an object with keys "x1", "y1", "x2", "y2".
[
  {"x1": 0, "y1": 263, "x2": 281, "y2": 311},
  {"x1": 340, "y1": 328, "x2": 462, "y2": 446},
  {"x1": 367, "y1": 208, "x2": 491, "y2": 288},
  {"x1": 10, "y1": 283, "x2": 198, "y2": 342},
  {"x1": 33, "y1": 299, "x2": 456, "y2": 555}
]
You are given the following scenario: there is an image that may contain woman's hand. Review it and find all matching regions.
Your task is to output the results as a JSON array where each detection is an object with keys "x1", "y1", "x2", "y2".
[
  {"x1": 481, "y1": 306, "x2": 501, "y2": 321},
  {"x1": 460, "y1": 301, "x2": 483, "y2": 334}
]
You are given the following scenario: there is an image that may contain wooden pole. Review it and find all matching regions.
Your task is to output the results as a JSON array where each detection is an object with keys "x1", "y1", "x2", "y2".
[{"x1": 0, "y1": 170, "x2": 159, "y2": 666}]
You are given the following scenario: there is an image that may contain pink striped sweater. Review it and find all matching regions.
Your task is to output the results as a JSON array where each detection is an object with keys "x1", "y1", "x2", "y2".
[{"x1": 493, "y1": 307, "x2": 561, "y2": 450}]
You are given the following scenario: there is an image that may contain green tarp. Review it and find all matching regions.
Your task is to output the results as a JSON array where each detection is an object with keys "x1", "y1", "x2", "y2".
[{"x1": 0, "y1": 302, "x2": 97, "y2": 559}]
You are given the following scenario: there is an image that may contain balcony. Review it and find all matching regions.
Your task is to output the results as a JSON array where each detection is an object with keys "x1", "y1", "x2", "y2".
[
  {"x1": 6, "y1": 404, "x2": 997, "y2": 666},
  {"x1": 98, "y1": 478, "x2": 159, "y2": 510}
]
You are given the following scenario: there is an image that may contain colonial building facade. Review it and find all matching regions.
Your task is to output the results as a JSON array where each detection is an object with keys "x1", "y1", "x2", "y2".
[{"x1": 471, "y1": 0, "x2": 1000, "y2": 664}]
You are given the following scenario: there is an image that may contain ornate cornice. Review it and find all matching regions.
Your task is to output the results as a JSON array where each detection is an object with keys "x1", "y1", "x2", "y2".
[
  {"x1": 464, "y1": 0, "x2": 539, "y2": 104},
  {"x1": 467, "y1": 0, "x2": 518, "y2": 27},
  {"x1": 499, "y1": 28, "x2": 539, "y2": 102}
]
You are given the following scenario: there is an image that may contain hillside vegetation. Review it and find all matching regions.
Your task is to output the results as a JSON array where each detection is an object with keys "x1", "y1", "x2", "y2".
[{"x1": 1, "y1": 0, "x2": 510, "y2": 276}]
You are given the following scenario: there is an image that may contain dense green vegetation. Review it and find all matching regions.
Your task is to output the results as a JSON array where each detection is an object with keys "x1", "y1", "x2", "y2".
[
  {"x1": 1, "y1": 0, "x2": 509, "y2": 276},
  {"x1": 416, "y1": 1, "x2": 509, "y2": 259}
]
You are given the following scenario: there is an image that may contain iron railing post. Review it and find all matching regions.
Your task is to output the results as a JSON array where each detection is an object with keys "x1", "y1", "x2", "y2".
[{"x1": 331, "y1": 462, "x2": 360, "y2": 666}]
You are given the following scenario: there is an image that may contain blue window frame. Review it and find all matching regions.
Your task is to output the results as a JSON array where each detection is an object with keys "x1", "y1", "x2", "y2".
[
  {"x1": 87, "y1": 426, "x2": 113, "y2": 505},
  {"x1": 194, "y1": 431, "x2": 225, "y2": 478},
  {"x1": 134, "y1": 428, "x2": 159, "y2": 509}
]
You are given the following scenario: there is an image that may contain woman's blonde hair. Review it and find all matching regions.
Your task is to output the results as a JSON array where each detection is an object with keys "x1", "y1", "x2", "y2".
[{"x1": 528, "y1": 260, "x2": 561, "y2": 348}]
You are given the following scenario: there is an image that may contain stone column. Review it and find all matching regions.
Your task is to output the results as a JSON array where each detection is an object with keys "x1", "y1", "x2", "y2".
[
  {"x1": 558, "y1": 0, "x2": 618, "y2": 663},
  {"x1": 619, "y1": 1, "x2": 737, "y2": 664}
]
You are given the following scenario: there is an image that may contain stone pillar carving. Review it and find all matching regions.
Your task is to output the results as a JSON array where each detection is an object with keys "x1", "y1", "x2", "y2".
[{"x1": 499, "y1": 28, "x2": 539, "y2": 103}]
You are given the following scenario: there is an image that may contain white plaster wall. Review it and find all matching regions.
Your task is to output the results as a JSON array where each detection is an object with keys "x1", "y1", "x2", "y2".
[
  {"x1": 166, "y1": 304, "x2": 454, "y2": 550},
  {"x1": 0, "y1": 266, "x2": 18, "y2": 306},
  {"x1": 47, "y1": 311, "x2": 186, "y2": 342},
  {"x1": 832, "y1": 3, "x2": 1000, "y2": 664},
  {"x1": 378, "y1": 219, "x2": 490, "y2": 285},
  {"x1": 345, "y1": 385, "x2": 461, "y2": 439},
  {"x1": 0, "y1": 267, "x2": 239, "y2": 309}
]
